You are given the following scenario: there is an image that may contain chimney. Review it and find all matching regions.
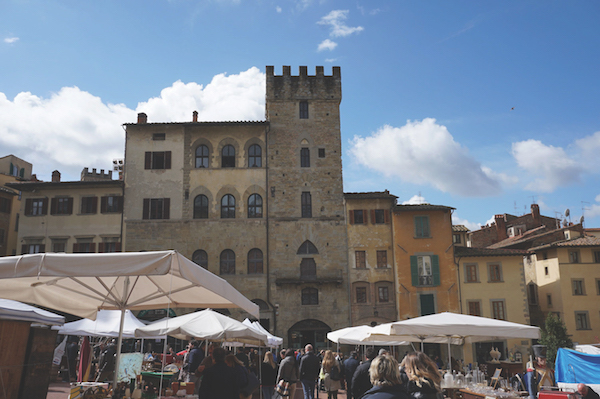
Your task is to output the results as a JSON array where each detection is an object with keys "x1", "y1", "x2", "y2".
[
  {"x1": 137, "y1": 113, "x2": 147, "y2": 124},
  {"x1": 52, "y1": 170, "x2": 61, "y2": 183},
  {"x1": 531, "y1": 204, "x2": 541, "y2": 226},
  {"x1": 495, "y1": 214, "x2": 507, "y2": 241},
  {"x1": 193, "y1": 111, "x2": 198, "y2": 122}
]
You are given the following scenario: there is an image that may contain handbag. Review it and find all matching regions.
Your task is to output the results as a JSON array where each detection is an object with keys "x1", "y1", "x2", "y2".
[{"x1": 275, "y1": 379, "x2": 290, "y2": 397}]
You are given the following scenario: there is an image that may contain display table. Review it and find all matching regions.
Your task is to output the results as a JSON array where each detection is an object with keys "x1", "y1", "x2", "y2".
[
  {"x1": 140, "y1": 371, "x2": 177, "y2": 386},
  {"x1": 69, "y1": 382, "x2": 109, "y2": 399},
  {"x1": 460, "y1": 388, "x2": 525, "y2": 399}
]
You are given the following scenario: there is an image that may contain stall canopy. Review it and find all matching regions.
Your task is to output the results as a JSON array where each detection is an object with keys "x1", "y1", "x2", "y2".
[
  {"x1": 556, "y1": 348, "x2": 600, "y2": 391},
  {"x1": 243, "y1": 319, "x2": 283, "y2": 347},
  {"x1": 55, "y1": 309, "x2": 148, "y2": 338},
  {"x1": 0, "y1": 251, "x2": 259, "y2": 386},
  {"x1": 135, "y1": 309, "x2": 269, "y2": 346},
  {"x1": 328, "y1": 325, "x2": 408, "y2": 346},
  {"x1": 0, "y1": 298, "x2": 64, "y2": 326}
]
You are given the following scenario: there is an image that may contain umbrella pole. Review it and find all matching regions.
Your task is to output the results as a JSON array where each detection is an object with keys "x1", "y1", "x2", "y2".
[
  {"x1": 447, "y1": 336, "x2": 451, "y2": 372},
  {"x1": 113, "y1": 307, "x2": 127, "y2": 394}
]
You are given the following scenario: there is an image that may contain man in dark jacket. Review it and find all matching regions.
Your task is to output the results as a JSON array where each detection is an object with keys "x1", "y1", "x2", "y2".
[
  {"x1": 299, "y1": 344, "x2": 321, "y2": 399},
  {"x1": 198, "y1": 347, "x2": 238, "y2": 399},
  {"x1": 352, "y1": 347, "x2": 377, "y2": 399},
  {"x1": 343, "y1": 351, "x2": 360, "y2": 399}
]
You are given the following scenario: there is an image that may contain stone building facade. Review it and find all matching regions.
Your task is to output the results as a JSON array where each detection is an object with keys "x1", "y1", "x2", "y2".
[{"x1": 123, "y1": 66, "x2": 350, "y2": 348}]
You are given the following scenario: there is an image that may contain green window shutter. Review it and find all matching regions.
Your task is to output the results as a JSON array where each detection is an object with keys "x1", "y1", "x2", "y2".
[
  {"x1": 19, "y1": 168, "x2": 24, "y2": 178},
  {"x1": 432, "y1": 255, "x2": 440, "y2": 286},
  {"x1": 410, "y1": 256, "x2": 419, "y2": 286},
  {"x1": 9, "y1": 163, "x2": 14, "y2": 175}
]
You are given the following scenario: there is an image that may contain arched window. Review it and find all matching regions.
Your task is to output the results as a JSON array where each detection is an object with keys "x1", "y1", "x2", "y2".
[
  {"x1": 302, "y1": 288, "x2": 318, "y2": 305},
  {"x1": 221, "y1": 194, "x2": 235, "y2": 218},
  {"x1": 193, "y1": 195, "x2": 209, "y2": 219},
  {"x1": 192, "y1": 250, "x2": 208, "y2": 269},
  {"x1": 222, "y1": 145, "x2": 235, "y2": 168},
  {"x1": 297, "y1": 240, "x2": 318, "y2": 255},
  {"x1": 248, "y1": 248, "x2": 263, "y2": 274},
  {"x1": 220, "y1": 249, "x2": 235, "y2": 275},
  {"x1": 195, "y1": 145, "x2": 209, "y2": 168},
  {"x1": 248, "y1": 144, "x2": 262, "y2": 167},
  {"x1": 248, "y1": 194, "x2": 263, "y2": 218}
]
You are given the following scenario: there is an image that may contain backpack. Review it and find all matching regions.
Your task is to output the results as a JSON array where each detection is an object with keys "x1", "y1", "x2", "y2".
[{"x1": 330, "y1": 364, "x2": 341, "y2": 381}]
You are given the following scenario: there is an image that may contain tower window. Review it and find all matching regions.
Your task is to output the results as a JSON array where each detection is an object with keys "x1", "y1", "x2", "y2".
[
  {"x1": 301, "y1": 288, "x2": 318, "y2": 305},
  {"x1": 301, "y1": 148, "x2": 310, "y2": 167},
  {"x1": 194, "y1": 195, "x2": 209, "y2": 219},
  {"x1": 248, "y1": 194, "x2": 263, "y2": 218},
  {"x1": 220, "y1": 249, "x2": 236, "y2": 275},
  {"x1": 248, "y1": 248, "x2": 263, "y2": 274},
  {"x1": 301, "y1": 192, "x2": 312, "y2": 218},
  {"x1": 318, "y1": 148, "x2": 325, "y2": 158},
  {"x1": 248, "y1": 144, "x2": 262, "y2": 167},
  {"x1": 221, "y1": 194, "x2": 236, "y2": 218},
  {"x1": 222, "y1": 145, "x2": 235, "y2": 168},
  {"x1": 195, "y1": 145, "x2": 209, "y2": 168},
  {"x1": 299, "y1": 101, "x2": 309, "y2": 119}
]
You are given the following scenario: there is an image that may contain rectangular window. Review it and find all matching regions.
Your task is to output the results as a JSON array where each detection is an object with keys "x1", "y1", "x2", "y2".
[
  {"x1": 25, "y1": 198, "x2": 47, "y2": 216},
  {"x1": 467, "y1": 301, "x2": 481, "y2": 316},
  {"x1": 569, "y1": 250, "x2": 580, "y2": 263},
  {"x1": 99, "y1": 237, "x2": 120, "y2": 253},
  {"x1": 544, "y1": 266, "x2": 549, "y2": 276},
  {"x1": 73, "y1": 238, "x2": 95, "y2": 253},
  {"x1": 491, "y1": 300, "x2": 506, "y2": 320},
  {"x1": 299, "y1": 101, "x2": 309, "y2": 119},
  {"x1": 142, "y1": 198, "x2": 170, "y2": 220},
  {"x1": 101, "y1": 195, "x2": 123, "y2": 213},
  {"x1": 80, "y1": 196, "x2": 97, "y2": 214},
  {"x1": 465, "y1": 264, "x2": 478, "y2": 283},
  {"x1": 373, "y1": 209, "x2": 386, "y2": 224},
  {"x1": 378, "y1": 286, "x2": 389, "y2": 303},
  {"x1": 488, "y1": 263, "x2": 503, "y2": 282},
  {"x1": 152, "y1": 133, "x2": 165, "y2": 140},
  {"x1": 572, "y1": 279, "x2": 585, "y2": 295},
  {"x1": 376, "y1": 250, "x2": 388, "y2": 268},
  {"x1": 22, "y1": 243, "x2": 45, "y2": 254},
  {"x1": 453, "y1": 234, "x2": 461, "y2": 244},
  {"x1": 318, "y1": 148, "x2": 325, "y2": 158},
  {"x1": 0, "y1": 197, "x2": 11, "y2": 213},
  {"x1": 355, "y1": 251, "x2": 366, "y2": 269},
  {"x1": 418, "y1": 255, "x2": 433, "y2": 286},
  {"x1": 300, "y1": 148, "x2": 310, "y2": 167},
  {"x1": 352, "y1": 210, "x2": 365, "y2": 224},
  {"x1": 575, "y1": 311, "x2": 590, "y2": 330},
  {"x1": 414, "y1": 216, "x2": 430, "y2": 238},
  {"x1": 51, "y1": 197, "x2": 72, "y2": 215},
  {"x1": 547, "y1": 294, "x2": 552, "y2": 307},
  {"x1": 51, "y1": 240, "x2": 67, "y2": 253},
  {"x1": 301, "y1": 192, "x2": 312, "y2": 218},
  {"x1": 594, "y1": 251, "x2": 600, "y2": 263},
  {"x1": 411, "y1": 255, "x2": 440, "y2": 287},
  {"x1": 144, "y1": 151, "x2": 172, "y2": 170},
  {"x1": 356, "y1": 287, "x2": 367, "y2": 303}
]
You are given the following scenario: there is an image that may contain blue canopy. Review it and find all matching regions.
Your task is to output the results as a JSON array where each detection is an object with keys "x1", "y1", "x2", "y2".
[{"x1": 555, "y1": 348, "x2": 600, "y2": 384}]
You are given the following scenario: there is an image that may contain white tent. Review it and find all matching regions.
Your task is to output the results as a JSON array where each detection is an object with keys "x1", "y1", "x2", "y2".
[
  {"x1": 135, "y1": 309, "x2": 269, "y2": 346},
  {"x1": 55, "y1": 309, "x2": 148, "y2": 338},
  {"x1": 243, "y1": 319, "x2": 283, "y2": 347},
  {"x1": 0, "y1": 251, "x2": 259, "y2": 387},
  {"x1": 0, "y1": 298, "x2": 64, "y2": 325},
  {"x1": 328, "y1": 325, "x2": 408, "y2": 346}
]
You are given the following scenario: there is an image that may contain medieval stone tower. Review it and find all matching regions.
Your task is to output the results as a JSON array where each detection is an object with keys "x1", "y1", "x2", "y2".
[{"x1": 266, "y1": 66, "x2": 350, "y2": 346}]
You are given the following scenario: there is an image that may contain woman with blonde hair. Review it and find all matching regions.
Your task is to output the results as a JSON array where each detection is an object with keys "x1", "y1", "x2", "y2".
[
  {"x1": 261, "y1": 351, "x2": 278, "y2": 399},
  {"x1": 320, "y1": 350, "x2": 342, "y2": 399},
  {"x1": 361, "y1": 354, "x2": 410, "y2": 399},
  {"x1": 399, "y1": 352, "x2": 442, "y2": 399}
]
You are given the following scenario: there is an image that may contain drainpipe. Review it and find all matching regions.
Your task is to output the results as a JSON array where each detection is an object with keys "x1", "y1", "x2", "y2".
[{"x1": 264, "y1": 123, "x2": 277, "y2": 334}]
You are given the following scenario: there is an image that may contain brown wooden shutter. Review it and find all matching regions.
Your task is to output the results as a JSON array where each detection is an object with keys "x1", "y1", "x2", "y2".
[
  {"x1": 25, "y1": 199, "x2": 32, "y2": 216},
  {"x1": 21, "y1": 244, "x2": 27, "y2": 254},
  {"x1": 98, "y1": 243, "x2": 105, "y2": 253},
  {"x1": 163, "y1": 198, "x2": 170, "y2": 219},
  {"x1": 91, "y1": 197, "x2": 98, "y2": 214},
  {"x1": 143, "y1": 199, "x2": 150, "y2": 219},
  {"x1": 50, "y1": 198, "x2": 57, "y2": 215},
  {"x1": 349, "y1": 210, "x2": 354, "y2": 224},
  {"x1": 165, "y1": 151, "x2": 171, "y2": 169},
  {"x1": 145, "y1": 152, "x2": 152, "y2": 169},
  {"x1": 90, "y1": 243, "x2": 96, "y2": 253},
  {"x1": 100, "y1": 196, "x2": 107, "y2": 213},
  {"x1": 73, "y1": 243, "x2": 80, "y2": 253},
  {"x1": 115, "y1": 242, "x2": 122, "y2": 252},
  {"x1": 363, "y1": 209, "x2": 368, "y2": 224},
  {"x1": 67, "y1": 198, "x2": 73, "y2": 214},
  {"x1": 116, "y1": 196, "x2": 123, "y2": 212},
  {"x1": 371, "y1": 209, "x2": 376, "y2": 224},
  {"x1": 384, "y1": 209, "x2": 390, "y2": 224},
  {"x1": 42, "y1": 198, "x2": 49, "y2": 215},
  {"x1": 39, "y1": 244, "x2": 45, "y2": 253}
]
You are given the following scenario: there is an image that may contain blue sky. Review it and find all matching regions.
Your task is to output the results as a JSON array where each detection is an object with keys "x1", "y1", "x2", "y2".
[{"x1": 1, "y1": 0, "x2": 599, "y2": 231}]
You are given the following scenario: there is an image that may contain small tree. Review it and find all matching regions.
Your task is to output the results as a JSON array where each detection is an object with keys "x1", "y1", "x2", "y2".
[{"x1": 539, "y1": 313, "x2": 573, "y2": 368}]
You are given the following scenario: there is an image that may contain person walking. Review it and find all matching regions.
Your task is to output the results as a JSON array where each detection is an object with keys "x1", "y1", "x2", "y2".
[
  {"x1": 352, "y1": 347, "x2": 377, "y2": 399},
  {"x1": 399, "y1": 352, "x2": 442, "y2": 399},
  {"x1": 261, "y1": 351, "x2": 278, "y2": 399},
  {"x1": 198, "y1": 347, "x2": 238, "y2": 399},
  {"x1": 343, "y1": 351, "x2": 360, "y2": 399},
  {"x1": 299, "y1": 344, "x2": 321, "y2": 399},
  {"x1": 321, "y1": 350, "x2": 342, "y2": 399},
  {"x1": 276, "y1": 348, "x2": 299, "y2": 399},
  {"x1": 361, "y1": 354, "x2": 410, "y2": 399}
]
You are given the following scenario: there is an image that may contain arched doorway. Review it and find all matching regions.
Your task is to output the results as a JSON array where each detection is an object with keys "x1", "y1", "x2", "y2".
[{"x1": 288, "y1": 319, "x2": 331, "y2": 351}]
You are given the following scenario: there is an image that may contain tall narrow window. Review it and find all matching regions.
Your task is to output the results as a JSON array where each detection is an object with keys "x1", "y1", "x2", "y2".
[
  {"x1": 80, "y1": 196, "x2": 97, "y2": 214},
  {"x1": 414, "y1": 216, "x2": 430, "y2": 238},
  {"x1": 248, "y1": 248, "x2": 263, "y2": 274},
  {"x1": 465, "y1": 264, "x2": 478, "y2": 283},
  {"x1": 195, "y1": 145, "x2": 209, "y2": 168},
  {"x1": 491, "y1": 300, "x2": 506, "y2": 320},
  {"x1": 299, "y1": 101, "x2": 309, "y2": 119},
  {"x1": 418, "y1": 256, "x2": 433, "y2": 286},
  {"x1": 220, "y1": 249, "x2": 236, "y2": 275},
  {"x1": 572, "y1": 279, "x2": 585, "y2": 295},
  {"x1": 575, "y1": 311, "x2": 590, "y2": 330},
  {"x1": 248, "y1": 194, "x2": 263, "y2": 218},
  {"x1": 194, "y1": 195, "x2": 209, "y2": 219},
  {"x1": 488, "y1": 263, "x2": 503, "y2": 282},
  {"x1": 300, "y1": 258, "x2": 316, "y2": 278},
  {"x1": 378, "y1": 286, "x2": 390, "y2": 303},
  {"x1": 356, "y1": 287, "x2": 367, "y2": 303},
  {"x1": 300, "y1": 148, "x2": 310, "y2": 167},
  {"x1": 221, "y1": 194, "x2": 235, "y2": 218},
  {"x1": 192, "y1": 250, "x2": 208, "y2": 269},
  {"x1": 301, "y1": 288, "x2": 318, "y2": 305},
  {"x1": 301, "y1": 192, "x2": 312, "y2": 218},
  {"x1": 248, "y1": 144, "x2": 262, "y2": 167},
  {"x1": 376, "y1": 250, "x2": 388, "y2": 268},
  {"x1": 467, "y1": 301, "x2": 481, "y2": 316},
  {"x1": 355, "y1": 251, "x2": 366, "y2": 269},
  {"x1": 222, "y1": 145, "x2": 235, "y2": 168}
]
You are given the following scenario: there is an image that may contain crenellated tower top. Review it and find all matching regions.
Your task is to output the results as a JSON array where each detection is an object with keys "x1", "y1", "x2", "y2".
[{"x1": 266, "y1": 66, "x2": 341, "y2": 102}]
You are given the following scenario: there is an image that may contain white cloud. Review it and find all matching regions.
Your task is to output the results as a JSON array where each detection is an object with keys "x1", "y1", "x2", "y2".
[
  {"x1": 4, "y1": 37, "x2": 19, "y2": 44},
  {"x1": 575, "y1": 131, "x2": 600, "y2": 169},
  {"x1": 451, "y1": 214, "x2": 481, "y2": 232},
  {"x1": 585, "y1": 194, "x2": 600, "y2": 218},
  {"x1": 511, "y1": 139, "x2": 584, "y2": 193},
  {"x1": 276, "y1": 6, "x2": 282, "y2": 13},
  {"x1": 318, "y1": 10, "x2": 364, "y2": 38},
  {"x1": 349, "y1": 118, "x2": 502, "y2": 197},
  {"x1": 325, "y1": 58, "x2": 338, "y2": 63},
  {"x1": 0, "y1": 68, "x2": 266, "y2": 181},
  {"x1": 481, "y1": 166, "x2": 518, "y2": 186},
  {"x1": 317, "y1": 39, "x2": 337, "y2": 52},
  {"x1": 402, "y1": 195, "x2": 426, "y2": 205}
]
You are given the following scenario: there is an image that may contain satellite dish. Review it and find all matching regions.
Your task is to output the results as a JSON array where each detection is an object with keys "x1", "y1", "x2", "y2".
[{"x1": 565, "y1": 209, "x2": 570, "y2": 217}]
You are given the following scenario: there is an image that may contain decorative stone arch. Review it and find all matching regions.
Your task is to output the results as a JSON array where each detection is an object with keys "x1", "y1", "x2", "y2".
[
  {"x1": 288, "y1": 319, "x2": 331, "y2": 351},
  {"x1": 217, "y1": 137, "x2": 241, "y2": 168},
  {"x1": 189, "y1": 186, "x2": 214, "y2": 219},
  {"x1": 190, "y1": 137, "x2": 215, "y2": 168},
  {"x1": 252, "y1": 298, "x2": 270, "y2": 311},
  {"x1": 243, "y1": 137, "x2": 265, "y2": 168}
]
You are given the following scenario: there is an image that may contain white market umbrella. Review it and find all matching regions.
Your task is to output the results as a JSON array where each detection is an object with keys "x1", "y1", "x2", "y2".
[
  {"x1": 328, "y1": 325, "x2": 408, "y2": 346},
  {"x1": 367, "y1": 312, "x2": 540, "y2": 369},
  {"x1": 0, "y1": 298, "x2": 65, "y2": 325},
  {"x1": 0, "y1": 250, "x2": 259, "y2": 388},
  {"x1": 243, "y1": 319, "x2": 283, "y2": 347},
  {"x1": 55, "y1": 309, "x2": 149, "y2": 338},
  {"x1": 135, "y1": 309, "x2": 269, "y2": 346}
]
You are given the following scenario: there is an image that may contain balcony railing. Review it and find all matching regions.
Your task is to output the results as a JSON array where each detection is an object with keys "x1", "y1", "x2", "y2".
[{"x1": 275, "y1": 270, "x2": 343, "y2": 286}]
